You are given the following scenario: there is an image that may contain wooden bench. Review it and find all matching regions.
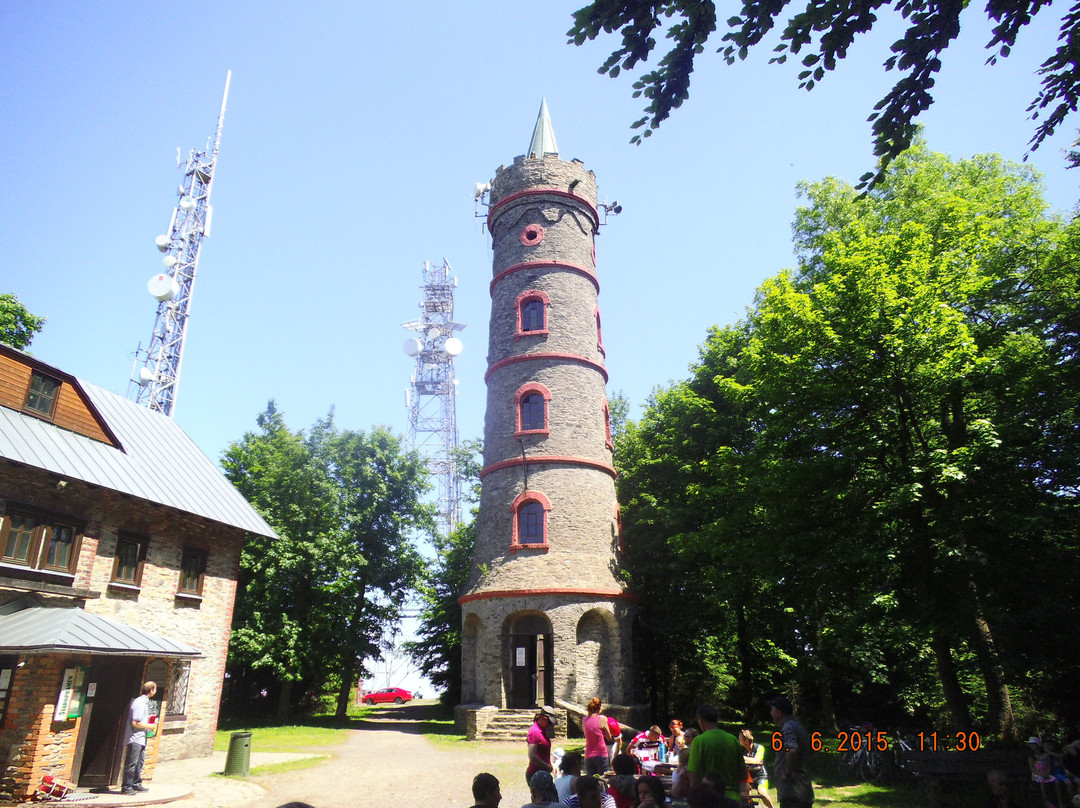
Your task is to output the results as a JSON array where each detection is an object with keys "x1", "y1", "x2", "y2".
[{"x1": 897, "y1": 748, "x2": 1029, "y2": 807}]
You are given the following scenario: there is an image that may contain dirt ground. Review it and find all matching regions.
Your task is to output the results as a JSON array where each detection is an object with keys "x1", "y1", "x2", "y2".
[{"x1": 166, "y1": 703, "x2": 536, "y2": 808}]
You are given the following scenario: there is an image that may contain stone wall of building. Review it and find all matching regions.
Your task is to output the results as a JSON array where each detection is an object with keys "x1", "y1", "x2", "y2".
[
  {"x1": 461, "y1": 592, "x2": 636, "y2": 708},
  {"x1": 465, "y1": 143, "x2": 636, "y2": 713},
  {"x1": 0, "y1": 462, "x2": 245, "y2": 796}
]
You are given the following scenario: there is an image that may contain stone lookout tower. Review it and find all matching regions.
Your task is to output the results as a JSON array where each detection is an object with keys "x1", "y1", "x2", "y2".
[{"x1": 459, "y1": 101, "x2": 636, "y2": 734}]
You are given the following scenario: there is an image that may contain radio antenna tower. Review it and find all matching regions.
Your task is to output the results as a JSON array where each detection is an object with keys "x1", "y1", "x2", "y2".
[
  {"x1": 128, "y1": 71, "x2": 231, "y2": 417},
  {"x1": 402, "y1": 260, "x2": 465, "y2": 537}
]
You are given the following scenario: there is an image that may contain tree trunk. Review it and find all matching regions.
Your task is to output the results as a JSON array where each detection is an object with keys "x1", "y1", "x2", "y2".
[
  {"x1": 276, "y1": 679, "x2": 292, "y2": 722},
  {"x1": 335, "y1": 662, "x2": 354, "y2": 718},
  {"x1": 930, "y1": 630, "x2": 971, "y2": 731},
  {"x1": 736, "y1": 602, "x2": 754, "y2": 722},
  {"x1": 970, "y1": 609, "x2": 1015, "y2": 740}
]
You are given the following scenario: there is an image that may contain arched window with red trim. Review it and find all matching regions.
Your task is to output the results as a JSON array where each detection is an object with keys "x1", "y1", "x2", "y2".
[
  {"x1": 602, "y1": 400, "x2": 613, "y2": 451},
  {"x1": 615, "y1": 505, "x2": 624, "y2": 552},
  {"x1": 515, "y1": 290, "x2": 550, "y2": 339},
  {"x1": 511, "y1": 490, "x2": 551, "y2": 551},
  {"x1": 515, "y1": 382, "x2": 551, "y2": 437},
  {"x1": 595, "y1": 306, "x2": 605, "y2": 355}
]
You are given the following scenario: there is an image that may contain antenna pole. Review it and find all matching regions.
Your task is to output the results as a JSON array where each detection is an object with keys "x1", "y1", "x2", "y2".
[
  {"x1": 403, "y1": 260, "x2": 466, "y2": 537},
  {"x1": 127, "y1": 72, "x2": 232, "y2": 417}
]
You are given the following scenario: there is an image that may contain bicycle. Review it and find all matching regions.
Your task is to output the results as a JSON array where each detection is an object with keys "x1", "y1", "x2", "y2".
[{"x1": 835, "y1": 724, "x2": 887, "y2": 782}]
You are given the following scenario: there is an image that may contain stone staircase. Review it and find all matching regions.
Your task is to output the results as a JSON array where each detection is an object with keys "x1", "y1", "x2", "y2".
[{"x1": 475, "y1": 709, "x2": 541, "y2": 742}]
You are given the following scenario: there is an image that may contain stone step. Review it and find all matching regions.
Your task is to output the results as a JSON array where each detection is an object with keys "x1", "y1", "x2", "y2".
[{"x1": 475, "y1": 709, "x2": 553, "y2": 742}]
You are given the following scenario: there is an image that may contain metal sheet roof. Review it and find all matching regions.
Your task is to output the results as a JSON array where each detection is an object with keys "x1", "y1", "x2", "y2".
[
  {"x1": 0, "y1": 379, "x2": 276, "y2": 538},
  {"x1": 528, "y1": 98, "x2": 558, "y2": 158},
  {"x1": 0, "y1": 600, "x2": 202, "y2": 657}
]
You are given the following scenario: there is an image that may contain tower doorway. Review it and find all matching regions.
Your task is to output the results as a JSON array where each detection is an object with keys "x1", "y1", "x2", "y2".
[{"x1": 507, "y1": 613, "x2": 553, "y2": 708}]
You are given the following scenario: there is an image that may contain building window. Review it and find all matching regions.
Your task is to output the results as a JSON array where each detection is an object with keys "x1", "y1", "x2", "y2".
[
  {"x1": 41, "y1": 523, "x2": 78, "y2": 572},
  {"x1": 602, "y1": 400, "x2": 613, "y2": 451},
  {"x1": 520, "y1": 224, "x2": 545, "y2": 246},
  {"x1": 595, "y1": 306, "x2": 605, "y2": 355},
  {"x1": 510, "y1": 490, "x2": 551, "y2": 551},
  {"x1": 522, "y1": 300, "x2": 545, "y2": 331},
  {"x1": 521, "y1": 394, "x2": 545, "y2": 431},
  {"x1": 178, "y1": 547, "x2": 207, "y2": 596},
  {"x1": 166, "y1": 661, "x2": 191, "y2": 718},
  {"x1": 1, "y1": 513, "x2": 40, "y2": 565},
  {"x1": 0, "y1": 509, "x2": 81, "y2": 574},
  {"x1": 514, "y1": 383, "x2": 551, "y2": 437},
  {"x1": 112, "y1": 535, "x2": 147, "y2": 586},
  {"x1": 615, "y1": 505, "x2": 624, "y2": 552},
  {"x1": 0, "y1": 655, "x2": 15, "y2": 728},
  {"x1": 24, "y1": 371, "x2": 61, "y2": 418},
  {"x1": 515, "y1": 290, "x2": 550, "y2": 339}
]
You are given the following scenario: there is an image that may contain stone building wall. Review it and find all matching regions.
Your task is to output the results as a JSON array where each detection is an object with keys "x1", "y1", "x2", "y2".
[
  {"x1": 0, "y1": 461, "x2": 244, "y2": 796},
  {"x1": 461, "y1": 593, "x2": 636, "y2": 706},
  {"x1": 464, "y1": 146, "x2": 636, "y2": 714}
]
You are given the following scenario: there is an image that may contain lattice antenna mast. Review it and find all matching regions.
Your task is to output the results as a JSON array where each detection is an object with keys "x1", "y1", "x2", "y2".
[
  {"x1": 128, "y1": 71, "x2": 231, "y2": 417},
  {"x1": 402, "y1": 260, "x2": 465, "y2": 537}
]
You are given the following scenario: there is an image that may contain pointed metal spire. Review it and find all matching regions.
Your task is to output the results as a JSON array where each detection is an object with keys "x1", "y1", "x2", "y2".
[{"x1": 527, "y1": 98, "x2": 558, "y2": 158}]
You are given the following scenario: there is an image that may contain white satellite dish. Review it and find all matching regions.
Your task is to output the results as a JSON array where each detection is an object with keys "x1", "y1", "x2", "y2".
[
  {"x1": 403, "y1": 338, "x2": 422, "y2": 357},
  {"x1": 444, "y1": 337, "x2": 463, "y2": 356},
  {"x1": 147, "y1": 273, "x2": 179, "y2": 301},
  {"x1": 426, "y1": 327, "x2": 440, "y2": 340},
  {"x1": 474, "y1": 181, "x2": 492, "y2": 199},
  {"x1": 138, "y1": 367, "x2": 155, "y2": 386},
  {"x1": 155, "y1": 235, "x2": 170, "y2": 253},
  {"x1": 162, "y1": 255, "x2": 177, "y2": 268},
  {"x1": 453, "y1": 378, "x2": 460, "y2": 386},
  {"x1": 179, "y1": 196, "x2": 196, "y2": 211}
]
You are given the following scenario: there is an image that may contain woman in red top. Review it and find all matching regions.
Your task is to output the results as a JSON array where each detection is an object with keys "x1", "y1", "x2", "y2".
[
  {"x1": 583, "y1": 697, "x2": 614, "y2": 775},
  {"x1": 526, "y1": 707, "x2": 557, "y2": 785}
]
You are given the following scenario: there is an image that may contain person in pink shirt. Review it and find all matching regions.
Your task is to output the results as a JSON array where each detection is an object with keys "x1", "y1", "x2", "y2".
[
  {"x1": 583, "y1": 697, "x2": 615, "y2": 775},
  {"x1": 526, "y1": 706, "x2": 558, "y2": 785}
]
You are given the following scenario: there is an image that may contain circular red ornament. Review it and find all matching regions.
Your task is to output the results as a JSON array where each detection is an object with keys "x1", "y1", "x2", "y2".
[{"x1": 520, "y1": 224, "x2": 545, "y2": 246}]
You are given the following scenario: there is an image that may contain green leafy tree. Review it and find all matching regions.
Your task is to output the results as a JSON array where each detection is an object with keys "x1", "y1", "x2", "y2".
[
  {"x1": 0, "y1": 293, "x2": 46, "y2": 349},
  {"x1": 567, "y1": 0, "x2": 1080, "y2": 185},
  {"x1": 221, "y1": 402, "x2": 432, "y2": 719},
  {"x1": 617, "y1": 141, "x2": 1079, "y2": 734},
  {"x1": 406, "y1": 439, "x2": 482, "y2": 708},
  {"x1": 740, "y1": 143, "x2": 1071, "y2": 735}
]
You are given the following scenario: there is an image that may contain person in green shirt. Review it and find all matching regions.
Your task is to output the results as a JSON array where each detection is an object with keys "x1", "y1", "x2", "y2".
[{"x1": 687, "y1": 703, "x2": 749, "y2": 803}]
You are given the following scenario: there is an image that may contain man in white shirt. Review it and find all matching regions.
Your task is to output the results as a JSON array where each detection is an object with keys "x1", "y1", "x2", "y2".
[{"x1": 121, "y1": 681, "x2": 157, "y2": 795}]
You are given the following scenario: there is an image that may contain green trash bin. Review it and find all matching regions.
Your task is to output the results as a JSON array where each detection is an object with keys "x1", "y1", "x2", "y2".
[{"x1": 224, "y1": 731, "x2": 252, "y2": 777}]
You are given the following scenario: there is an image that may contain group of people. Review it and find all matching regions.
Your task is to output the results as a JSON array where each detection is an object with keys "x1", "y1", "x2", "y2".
[
  {"x1": 1028, "y1": 735, "x2": 1080, "y2": 808},
  {"x1": 506, "y1": 695, "x2": 814, "y2": 808}
]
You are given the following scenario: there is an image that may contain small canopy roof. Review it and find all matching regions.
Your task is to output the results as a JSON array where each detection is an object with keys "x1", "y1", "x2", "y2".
[
  {"x1": 0, "y1": 598, "x2": 202, "y2": 658},
  {"x1": 528, "y1": 98, "x2": 558, "y2": 158}
]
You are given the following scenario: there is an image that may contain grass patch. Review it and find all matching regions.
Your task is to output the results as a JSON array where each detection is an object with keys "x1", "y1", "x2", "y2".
[{"x1": 213, "y1": 724, "x2": 348, "y2": 752}]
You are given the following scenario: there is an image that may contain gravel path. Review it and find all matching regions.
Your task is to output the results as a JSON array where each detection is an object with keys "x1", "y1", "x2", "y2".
[{"x1": 176, "y1": 703, "x2": 536, "y2": 808}]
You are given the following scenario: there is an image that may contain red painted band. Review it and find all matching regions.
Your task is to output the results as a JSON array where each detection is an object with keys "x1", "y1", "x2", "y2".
[
  {"x1": 459, "y1": 587, "x2": 638, "y2": 605},
  {"x1": 488, "y1": 188, "x2": 600, "y2": 230},
  {"x1": 491, "y1": 261, "x2": 600, "y2": 296},
  {"x1": 485, "y1": 352, "x2": 608, "y2": 382},
  {"x1": 479, "y1": 455, "x2": 617, "y2": 481}
]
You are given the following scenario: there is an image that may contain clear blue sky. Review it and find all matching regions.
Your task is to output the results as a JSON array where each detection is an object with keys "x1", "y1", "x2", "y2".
[{"x1": 3, "y1": 1, "x2": 1076, "y2": 692}]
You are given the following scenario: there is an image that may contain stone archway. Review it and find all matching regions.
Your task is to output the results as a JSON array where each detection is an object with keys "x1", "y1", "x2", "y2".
[
  {"x1": 504, "y1": 612, "x2": 554, "y2": 708},
  {"x1": 575, "y1": 608, "x2": 616, "y2": 702}
]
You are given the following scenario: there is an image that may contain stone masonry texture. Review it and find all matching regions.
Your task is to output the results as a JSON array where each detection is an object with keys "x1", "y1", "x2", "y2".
[
  {"x1": 0, "y1": 461, "x2": 244, "y2": 798},
  {"x1": 463, "y1": 151, "x2": 636, "y2": 714}
]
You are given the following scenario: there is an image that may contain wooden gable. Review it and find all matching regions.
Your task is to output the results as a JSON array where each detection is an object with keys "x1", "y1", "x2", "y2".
[{"x1": 0, "y1": 348, "x2": 119, "y2": 447}]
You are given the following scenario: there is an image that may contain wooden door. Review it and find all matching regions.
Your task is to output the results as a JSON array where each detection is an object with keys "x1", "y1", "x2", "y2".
[
  {"x1": 509, "y1": 634, "x2": 536, "y2": 709},
  {"x1": 76, "y1": 659, "x2": 143, "y2": 788}
]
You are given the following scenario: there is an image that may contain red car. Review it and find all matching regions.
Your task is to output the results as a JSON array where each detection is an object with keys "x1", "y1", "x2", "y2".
[{"x1": 363, "y1": 687, "x2": 412, "y2": 705}]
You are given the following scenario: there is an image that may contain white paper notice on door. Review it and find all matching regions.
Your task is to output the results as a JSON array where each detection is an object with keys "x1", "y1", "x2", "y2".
[{"x1": 516, "y1": 647, "x2": 526, "y2": 667}]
